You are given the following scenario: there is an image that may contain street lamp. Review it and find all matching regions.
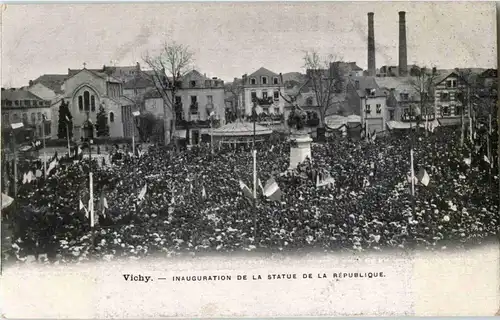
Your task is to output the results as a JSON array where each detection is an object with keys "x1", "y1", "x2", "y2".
[
  {"x1": 132, "y1": 111, "x2": 141, "y2": 157},
  {"x1": 10, "y1": 122, "x2": 24, "y2": 199}
]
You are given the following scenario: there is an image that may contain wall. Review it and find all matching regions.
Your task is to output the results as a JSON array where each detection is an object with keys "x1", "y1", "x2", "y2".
[
  {"x1": 434, "y1": 75, "x2": 466, "y2": 117},
  {"x1": 361, "y1": 96, "x2": 387, "y2": 132},
  {"x1": 242, "y1": 87, "x2": 285, "y2": 115}
]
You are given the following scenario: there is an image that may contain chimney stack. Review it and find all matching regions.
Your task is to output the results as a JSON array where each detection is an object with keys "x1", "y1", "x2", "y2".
[
  {"x1": 367, "y1": 12, "x2": 376, "y2": 76},
  {"x1": 398, "y1": 11, "x2": 408, "y2": 76}
]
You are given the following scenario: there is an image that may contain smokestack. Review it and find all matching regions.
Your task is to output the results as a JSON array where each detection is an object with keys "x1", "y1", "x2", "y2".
[
  {"x1": 399, "y1": 11, "x2": 408, "y2": 76},
  {"x1": 367, "y1": 12, "x2": 376, "y2": 76}
]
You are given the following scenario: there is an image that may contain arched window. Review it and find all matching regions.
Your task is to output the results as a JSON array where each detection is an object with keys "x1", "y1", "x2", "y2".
[
  {"x1": 84, "y1": 91, "x2": 90, "y2": 111},
  {"x1": 109, "y1": 112, "x2": 114, "y2": 123},
  {"x1": 78, "y1": 96, "x2": 83, "y2": 111},
  {"x1": 91, "y1": 95, "x2": 96, "y2": 112},
  {"x1": 31, "y1": 113, "x2": 36, "y2": 124}
]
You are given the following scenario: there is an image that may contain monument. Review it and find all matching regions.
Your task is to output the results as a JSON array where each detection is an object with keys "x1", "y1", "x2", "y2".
[{"x1": 287, "y1": 104, "x2": 312, "y2": 169}]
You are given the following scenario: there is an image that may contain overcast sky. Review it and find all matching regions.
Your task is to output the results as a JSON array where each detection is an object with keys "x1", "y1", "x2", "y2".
[{"x1": 1, "y1": 2, "x2": 497, "y2": 87}]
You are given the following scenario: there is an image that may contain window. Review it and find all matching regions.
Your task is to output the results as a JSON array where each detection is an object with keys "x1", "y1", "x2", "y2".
[
  {"x1": 38, "y1": 101, "x2": 44, "y2": 106},
  {"x1": 440, "y1": 92, "x2": 449, "y2": 101},
  {"x1": 84, "y1": 91, "x2": 90, "y2": 111},
  {"x1": 109, "y1": 112, "x2": 115, "y2": 122},
  {"x1": 78, "y1": 96, "x2": 83, "y2": 111},
  {"x1": 2, "y1": 113, "x2": 9, "y2": 125},
  {"x1": 389, "y1": 110, "x2": 395, "y2": 120},
  {"x1": 365, "y1": 104, "x2": 371, "y2": 114},
  {"x1": 24, "y1": 100, "x2": 30, "y2": 106},
  {"x1": 22, "y1": 113, "x2": 28, "y2": 125},
  {"x1": 175, "y1": 96, "x2": 182, "y2": 105},
  {"x1": 31, "y1": 113, "x2": 36, "y2": 124},
  {"x1": 376, "y1": 104, "x2": 382, "y2": 114},
  {"x1": 454, "y1": 105, "x2": 462, "y2": 115},
  {"x1": 261, "y1": 76, "x2": 268, "y2": 85},
  {"x1": 262, "y1": 91, "x2": 268, "y2": 99},
  {"x1": 442, "y1": 106, "x2": 450, "y2": 116},
  {"x1": 205, "y1": 80, "x2": 211, "y2": 87},
  {"x1": 5, "y1": 100, "x2": 12, "y2": 106},
  {"x1": 207, "y1": 95, "x2": 213, "y2": 104},
  {"x1": 401, "y1": 93, "x2": 409, "y2": 101},
  {"x1": 190, "y1": 96, "x2": 198, "y2": 113},
  {"x1": 306, "y1": 97, "x2": 313, "y2": 106},
  {"x1": 190, "y1": 81, "x2": 196, "y2": 88},
  {"x1": 14, "y1": 100, "x2": 19, "y2": 106},
  {"x1": 91, "y1": 96, "x2": 96, "y2": 112},
  {"x1": 446, "y1": 80, "x2": 457, "y2": 88},
  {"x1": 251, "y1": 91, "x2": 257, "y2": 102},
  {"x1": 250, "y1": 78, "x2": 256, "y2": 85},
  {"x1": 37, "y1": 112, "x2": 42, "y2": 121},
  {"x1": 274, "y1": 91, "x2": 279, "y2": 100},
  {"x1": 12, "y1": 113, "x2": 19, "y2": 122},
  {"x1": 273, "y1": 77, "x2": 279, "y2": 85}
]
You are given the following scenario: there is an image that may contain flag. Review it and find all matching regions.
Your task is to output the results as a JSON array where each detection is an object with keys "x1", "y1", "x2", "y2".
[
  {"x1": 22, "y1": 173, "x2": 28, "y2": 184},
  {"x1": 417, "y1": 168, "x2": 430, "y2": 186},
  {"x1": 202, "y1": 186, "x2": 207, "y2": 199},
  {"x1": 263, "y1": 177, "x2": 282, "y2": 202},
  {"x1": 79, "y1": 199, "x2": 89, "y2": 219},
  {"x1": 47, "y1": 158, "x2": 58, "y2": 175},
  {"x1": 138, "y1": 183, "x2": 148, "y2": 201},
  {"x1": 239, "y1": 180, "x2": 254, "y2": 202},
  {"x1": 270, "y1": 145, "x2": 274, "y2": 152},
  {"x1": 371, "y1": 130, "x2": 377, "y2": 142},
  {"x1": 258, "y1": 178, "x2": 264, "y2": 195}
]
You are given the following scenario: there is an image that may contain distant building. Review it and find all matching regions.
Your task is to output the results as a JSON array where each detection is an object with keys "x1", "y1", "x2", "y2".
[
  {"x1": 143, "y1": 70, "x2": 225, "y2": 145},
  {"x1": 346, "y1": 77, "x2": 388, "y2": 132},
  {"x1": 240, "y1": 67, "x2": 285, "y2": 116},
  {"x1": 375, "y1": 77, "x2": 423, "y2": 122},
  {"x1": 433, "y1": 71, "x2": 470, "y2": 120},
  {"x1": 1, "y1": 88, "x2": 52, "y2": 139},
  {"x1": 331, "y1": 61, "x2": 364, "y2": 77}
]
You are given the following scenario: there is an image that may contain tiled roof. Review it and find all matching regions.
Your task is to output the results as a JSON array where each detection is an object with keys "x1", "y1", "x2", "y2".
[
  {"x1": 31, "y1": 74, "x2": 67, "y2": 94},
  {"x1": 123, "y1": 74, "x2": 154, "y2": 89},
  {"x1": 375, "y1": 77, "x2": 419, "y2": 101},
  {"x1": 68, "y1": 68, "x2": 123, "y2": 83},
  {"x1": 249, "y1": 67, "x2": 279, "y2": 78},
  {"x1": 1, "y1": 88, "x2": 46, "y2": 101},
  {"x1": 349, "y1": 76, "x2": 386, "y2": 98}
]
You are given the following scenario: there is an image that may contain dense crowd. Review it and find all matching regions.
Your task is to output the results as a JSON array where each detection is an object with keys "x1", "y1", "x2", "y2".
[{"x1": 2, "y1": 125, "x2": 499, "y2": 264}]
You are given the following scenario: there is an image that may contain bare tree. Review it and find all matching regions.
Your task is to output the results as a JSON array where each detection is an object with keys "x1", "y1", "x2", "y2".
[
  {"x1": 225, "y1": 79, "x2": 244, "y2": 121},
  {"x1": 302, "y1": 51, "x2": 344, "y2": 127},
  {"x1": 143, "y1": 41, "x2": 194, "y2": 147},
  {"x1": 408, "y1": 67, "x2": 438, "y2": 136}
]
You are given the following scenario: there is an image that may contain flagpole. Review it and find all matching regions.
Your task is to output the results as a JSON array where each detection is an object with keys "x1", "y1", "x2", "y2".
[
  {"x1": 409, "y1": 104, "x2": 416, "y2": 217},
  {"x1": 252, "y1": 102, "x2": 257, "y2": 242},
  {"x1": 42, "y1": 115, "x2": 47, "y2": 178},
  {"x1": 12, "y1": 131, "x2": 18, "y2": 199}
]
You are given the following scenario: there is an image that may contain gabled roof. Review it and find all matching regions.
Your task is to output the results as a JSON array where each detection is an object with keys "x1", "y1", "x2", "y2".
[
  {"x1": 480, "y1": 68, "x2": 497, "y2": 78},
  {"x1": 183, "y1": 69, "x2": 210, "y2": 81},
  {"x1": 123, "y1": 73, "x2": 154, "y2": 89},
  {"x1": 248, "y1": 67, "x2": 279, "y2": 78},
  {"x1": 31, "y1": 74, "x2": 67, "y2": 94},
  {"x1": 348, "y1": 76, "x2": 386, "y2": 98},
  {"x1": 1, "y1": 88, "x2": 46, "y2": 101},
  {"x1": 67, "y1": 68, "x2": 123, "y2": 83},
  {"x1": 375, "y1": 77, "x2": 419, "y2": 101}
]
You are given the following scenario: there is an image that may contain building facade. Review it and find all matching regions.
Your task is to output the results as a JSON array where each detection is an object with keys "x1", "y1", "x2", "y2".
[
  {"x1": 375, "y1": 77, "x2": 423, "y2": 122},
  {"x1": 240, "y1": 67, "x2": 285, "y2": 116},
  {"x1": 346, "y1": 77, "x2": 388, "y2": 132},
  {"x1": 434, "y1": 72, "x2": 469, "y2": 119},
  {"x1": 1, "y1": 88, "x2": 52, "y2": 139},
  {"x1": 143, "y1": 70, "x2": 226, "y2": 145}
]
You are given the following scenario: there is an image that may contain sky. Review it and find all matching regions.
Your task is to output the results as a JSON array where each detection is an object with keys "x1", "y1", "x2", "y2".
[{"x1": 1, "y1": 2, "x2": 497, "y2": 87}]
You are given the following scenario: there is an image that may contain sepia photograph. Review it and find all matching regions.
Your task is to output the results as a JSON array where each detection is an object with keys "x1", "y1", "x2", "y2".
[{"x1": 0, "y1": 1, "x2": 499, "y2": 318}]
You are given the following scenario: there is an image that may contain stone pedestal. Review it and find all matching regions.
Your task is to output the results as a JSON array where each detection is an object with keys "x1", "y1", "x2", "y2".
[{"x1": 289, "y1": 132, "x2": 313, "y2": 170}]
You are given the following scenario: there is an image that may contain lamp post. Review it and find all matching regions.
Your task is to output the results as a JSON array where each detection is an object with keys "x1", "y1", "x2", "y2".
[
  {"x1": 10, "y1": 122, "x2": 24, "y2": 199},
  {"x1": 252, "y1": 102, "x2": 257, "y2": 242},
  {"x1": 132, "y1": 111, "x2": 141, "y2": 157}
]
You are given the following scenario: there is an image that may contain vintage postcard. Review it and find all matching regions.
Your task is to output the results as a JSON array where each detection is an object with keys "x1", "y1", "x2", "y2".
[{"x1": 0, "y1": 1, "x2": 499, "y2": 318}]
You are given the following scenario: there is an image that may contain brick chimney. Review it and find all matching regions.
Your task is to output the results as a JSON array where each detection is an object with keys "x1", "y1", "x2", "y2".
[
  {"x1": 399, "y1": 11, "x2": 408, "y2": 76},
  {"x1": 367, "y1": 12, "x2": 376, "y2": 76}
]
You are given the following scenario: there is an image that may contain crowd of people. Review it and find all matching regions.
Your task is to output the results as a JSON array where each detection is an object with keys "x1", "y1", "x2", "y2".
[{"x1": 2, "y1": 125, "x2": 499, "y2": 264}]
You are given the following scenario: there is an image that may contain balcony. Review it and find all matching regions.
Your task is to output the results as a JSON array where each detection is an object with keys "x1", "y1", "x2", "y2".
[
  {"x1": 255, "y1": 97, "x2": 274, "y2": 106},
  {"x1": 189, "y1": 102, "x2": 199, "y2": 114}
]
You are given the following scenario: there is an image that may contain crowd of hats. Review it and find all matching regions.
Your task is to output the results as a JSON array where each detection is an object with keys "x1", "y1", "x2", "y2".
[{"x1": 4, "y1": 125, "x2": 499, "y2": 264}]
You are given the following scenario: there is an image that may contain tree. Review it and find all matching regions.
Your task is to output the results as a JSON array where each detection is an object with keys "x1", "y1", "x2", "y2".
[
  {"x1": 303, "y1": 51, "x2": 345, "y2": 127},
  {"x1": 143, "y1": 41, "x2": 194, "y2": 147},
  {"x1": 95, "y1": 104, "x2": 110, "y2": 137},
  {"x1": 137, "y1": 112, "x2": 159, "y2": 142},
  {"x1": 57, "y1": 99, "x2": 73, "y2": 140},
  {"x1": 225, "y1": 79, "x2": 244, "y2": 121},
  {"x1": 408, "y1": 67, "x2": 438, "y2": 136}
]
